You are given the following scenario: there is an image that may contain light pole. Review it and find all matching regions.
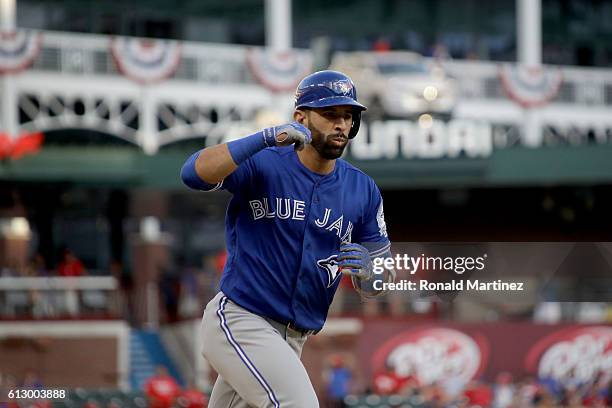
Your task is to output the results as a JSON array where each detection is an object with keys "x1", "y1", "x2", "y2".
[{"x1": 517, "y1": 0, "x2": 542, "y2": 147}]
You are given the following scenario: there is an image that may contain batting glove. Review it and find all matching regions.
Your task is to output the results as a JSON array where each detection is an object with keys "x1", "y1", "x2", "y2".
[
  {"x1": 337, "y1": 242, "x2": 374, "y2": 281},
  {"x1": 263, "y1": 122, "x2": 312, "y2": 151}
]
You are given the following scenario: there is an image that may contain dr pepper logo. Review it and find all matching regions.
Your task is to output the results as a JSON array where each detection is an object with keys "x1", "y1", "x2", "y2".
[
  {"x1": 371, "y1": 327, "x2": 489, "y2": 386},
  {"x1": 525, "y1": 326, "x2": 612, "y2": 385}
]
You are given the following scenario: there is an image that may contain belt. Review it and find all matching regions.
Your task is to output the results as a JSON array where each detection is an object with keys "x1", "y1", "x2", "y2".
[
  {"x1": 265, "y1": 317, "x2": 319, "y2": 336},
  {"x1": 286, "y1": 321, "x2": 319, "y2": 336}
]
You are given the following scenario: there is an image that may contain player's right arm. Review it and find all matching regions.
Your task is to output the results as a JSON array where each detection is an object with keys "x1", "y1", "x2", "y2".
[
  {"x1": 181, "y1": 122, "x2": 311, "y2": 190},
  {"x1": 193, "y1": 143, "x2": 238, "y2": 184}
]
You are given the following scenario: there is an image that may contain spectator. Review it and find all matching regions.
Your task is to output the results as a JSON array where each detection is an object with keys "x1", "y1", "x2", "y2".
[
  {"x1": 432, "y1": 43, "x2": 451, "y2": 61},
  {"x1": 57, "y1": 248, "x2": 86, "y2": 277},
  {"x1": 177, "y1": 383, "x2": 208, "y2": 408},
  {"x1": 420, "y1": 382, "x2": 449, "y2": 407},
  {"x1": 178, "y1": 262, "x2": 200, "y2": 319},
  {"x1": 441, "y1": 375, "x2": 467, "y2": 401},
  {"x1": 144, "y1": 366, "x2": 181, "y2": 408},
  {"x1": 26, "y1": 254, "x2": 56, "y2": 318},
  {"x1": 516, "y1": 377, "x2": 541, "y2": 407},
  {"x1": 372, "y1": 37, "x2": 391, "y2": 52},
  {"x1": 56, "y1": 247, "x2": 87, "y2": 315},
  {"x1": 463, "y1": 379, "x2": 493, "y2": 407},
  {"x1": 24, "y1": 253, "x2": 49, "y2": 277},
  {"x1": 0, "y1": 266, "x2": 18, "y2": 277},
  {"x1": 372, "y1": 361, "x2": 413, "y2": 395},
  {"x1": 214, "y1": 249, "x2": 226, "y2": 276},
  {"x1": 582, "y1": 387, "x2": 607, "y2": 407},
  {"x1": 323, "y1": 354, "x2": 352, "y2": 408},
  {"x1": 493, "y1": 372, "x2": 515, "y2": 408},
  {"x1": 597, "y1": 374, "x2": 611, "y2": 406},
  {"x1": 539, "y1": 374, "x2": 564, "y2": 401}
]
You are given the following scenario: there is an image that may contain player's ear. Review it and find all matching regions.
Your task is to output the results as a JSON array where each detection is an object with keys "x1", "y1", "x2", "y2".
[{"x1": 294, "y1": 109, "x2": 308, "y2": 126}]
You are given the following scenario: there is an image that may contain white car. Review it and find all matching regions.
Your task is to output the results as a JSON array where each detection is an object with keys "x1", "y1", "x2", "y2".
[{"x1": 329, "y1": 51, "x2": 457, "y2": 119}]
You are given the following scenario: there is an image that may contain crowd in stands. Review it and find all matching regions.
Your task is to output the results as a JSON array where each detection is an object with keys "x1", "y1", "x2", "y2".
[
  {"x1": 0, "y1": 248, "x2": 118, "y2": 318},
  {"x1": 1, "y1": 248, "x2": 86, "y2": 279},
  {"x1": 143, "y1": 366, "x2": 208, "y2": 408},
  {"x1": 2, "y1": 361, "x2": 609, "y2": 408},
  {"x1": 0, "y1": 369, "x2": 49, "y2": 408},
  {"x1": 321, "y1": 355, "x2": 611, "y2": 407}
]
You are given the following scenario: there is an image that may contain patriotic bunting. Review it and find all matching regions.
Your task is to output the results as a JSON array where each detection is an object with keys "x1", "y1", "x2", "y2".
[
  {"x1": 499, "y1": 64, "x2": 563, "y2": 108},
  {"x1": 246, "y1": 48, "x2": 312, "y2": 92},
  {"x1": 110, "y1": 37, "x2": 182, "y2": 84},
  {"x1": 0, "y1": 30, "x2": 42, "y2": 74}
]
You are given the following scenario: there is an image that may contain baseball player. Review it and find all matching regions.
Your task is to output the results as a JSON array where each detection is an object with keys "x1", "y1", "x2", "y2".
[{"x1": 181, "y1": 70, "x2": 394, "y2": 407}]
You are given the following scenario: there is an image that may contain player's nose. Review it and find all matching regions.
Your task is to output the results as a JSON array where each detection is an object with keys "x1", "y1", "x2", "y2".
[{"x1": 334, "y1": 117, "x2": 350, "y2": 133}]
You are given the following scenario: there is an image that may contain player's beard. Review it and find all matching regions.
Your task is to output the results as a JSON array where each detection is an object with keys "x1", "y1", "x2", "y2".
[{"x1": 308, "y1": 125, "x2": 348, "y2": 160}]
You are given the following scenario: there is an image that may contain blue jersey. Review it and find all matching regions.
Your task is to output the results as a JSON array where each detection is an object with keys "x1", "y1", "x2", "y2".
[{"x1": 189, "y1": 146, "x2": 390, "y2": 330}]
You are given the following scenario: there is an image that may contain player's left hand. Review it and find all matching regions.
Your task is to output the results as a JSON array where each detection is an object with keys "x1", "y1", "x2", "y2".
[
  {"x1": 271, "y1": 122, "x2": 312, "y2": 151},
  {"x1": 337, "y1": 242, "x2": 373, "y2": 280}
]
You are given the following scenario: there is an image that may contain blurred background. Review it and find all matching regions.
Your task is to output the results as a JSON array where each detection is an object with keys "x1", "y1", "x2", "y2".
[{"x1": 0, "y1": 0, "x2": 611, "y2": 407}]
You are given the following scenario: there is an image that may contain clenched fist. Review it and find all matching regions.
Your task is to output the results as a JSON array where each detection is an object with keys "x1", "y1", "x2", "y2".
[{"x1": 263, "y1": 122, "x2": 312, "y2": 151}]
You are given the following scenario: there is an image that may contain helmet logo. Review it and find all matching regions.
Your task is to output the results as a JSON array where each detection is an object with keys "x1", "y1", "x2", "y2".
[
  {"x1": 294, "y1": 89, "x2": 303, "y2": 105},
  {"x1": 331, "y1": 79, "x2": 353, "y2": 96}
]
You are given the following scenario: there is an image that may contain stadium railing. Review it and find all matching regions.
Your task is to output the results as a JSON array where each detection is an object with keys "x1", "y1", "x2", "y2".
[{"x1": 0, "y1": 276, "x2": 119, "y2": 318}]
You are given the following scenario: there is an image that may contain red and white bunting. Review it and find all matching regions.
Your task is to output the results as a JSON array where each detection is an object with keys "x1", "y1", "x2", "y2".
[
  {"x1": 110, "y1": 37, "x2": 182, "y2": 84},
  {"x1": 246, "y1": 48, "x2": 312, "y2": 93},
  {"x1": 0, "y1": 30, "x2": 42, "y2": 74},
  {"x1": 499, "y1": 64, "x2": 563, "y2": 108}
]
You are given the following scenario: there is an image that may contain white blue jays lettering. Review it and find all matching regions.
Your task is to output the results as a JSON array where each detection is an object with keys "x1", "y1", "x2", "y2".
[{"x1": 248, "y1": 196, "x2": 353, "y2": 241}]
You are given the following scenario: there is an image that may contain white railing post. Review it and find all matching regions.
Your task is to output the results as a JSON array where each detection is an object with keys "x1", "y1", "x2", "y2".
[
  {"x1": 0, "y1": 0, "x2": 18, "y2": 140},
  {"x1": 265, "y1": 0, "x2": 291, "y2": 51},
  {"x1": 139, "y1": 86, "x2": 159, "y2": 154},
  {"x1": 517, "y1": 0, "x2": 543, "y2": 147}
]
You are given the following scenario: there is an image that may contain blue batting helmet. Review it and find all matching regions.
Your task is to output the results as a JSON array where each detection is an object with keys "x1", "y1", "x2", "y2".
[{"x1": 294, "y1": 70, "x2": 367, "y2": 139}]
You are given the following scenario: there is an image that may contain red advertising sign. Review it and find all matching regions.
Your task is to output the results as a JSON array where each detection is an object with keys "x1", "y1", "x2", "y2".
[
  {"x1": 371, "y1": 326, "x2": 489, "y2": 386},
  {"x1": 525, "y1": 326, "x2": 612, "y2": 385}
]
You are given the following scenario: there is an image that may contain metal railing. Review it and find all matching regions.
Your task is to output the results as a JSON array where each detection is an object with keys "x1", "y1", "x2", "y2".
[
  {"x1": 442, "y1": 59, "x2": 612, "y2": 106},
  {"x1": 33, "y1": 31, "x2": 261, "y2": 85},
  {"x1": 0, "y1": 276, "x2": 119, "y2": 318},
  {"x1": 28, "y1": 30, "x2": 612, "y2": 106}
]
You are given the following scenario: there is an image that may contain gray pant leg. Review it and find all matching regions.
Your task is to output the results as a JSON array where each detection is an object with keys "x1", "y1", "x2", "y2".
[
  {"x1": 201, "y1": 292, "x2": 319, "y2": 408},
  {"x1": 209, "y1": 376, "x2": 251, "y2": 408}
]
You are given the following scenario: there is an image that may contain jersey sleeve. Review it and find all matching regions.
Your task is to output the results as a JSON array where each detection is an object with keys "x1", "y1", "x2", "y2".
[
  {"x1": 218, "y1": 156, "x2": 257, "y2": 194},
  {"x1": 355, "y1": 181, "x2": 391, "y2": 257}
]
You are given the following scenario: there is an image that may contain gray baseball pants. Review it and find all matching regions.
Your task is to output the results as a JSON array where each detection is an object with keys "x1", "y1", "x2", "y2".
[{"x1": 200, "y1": 292, "x2": 319, "y2": 407}]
